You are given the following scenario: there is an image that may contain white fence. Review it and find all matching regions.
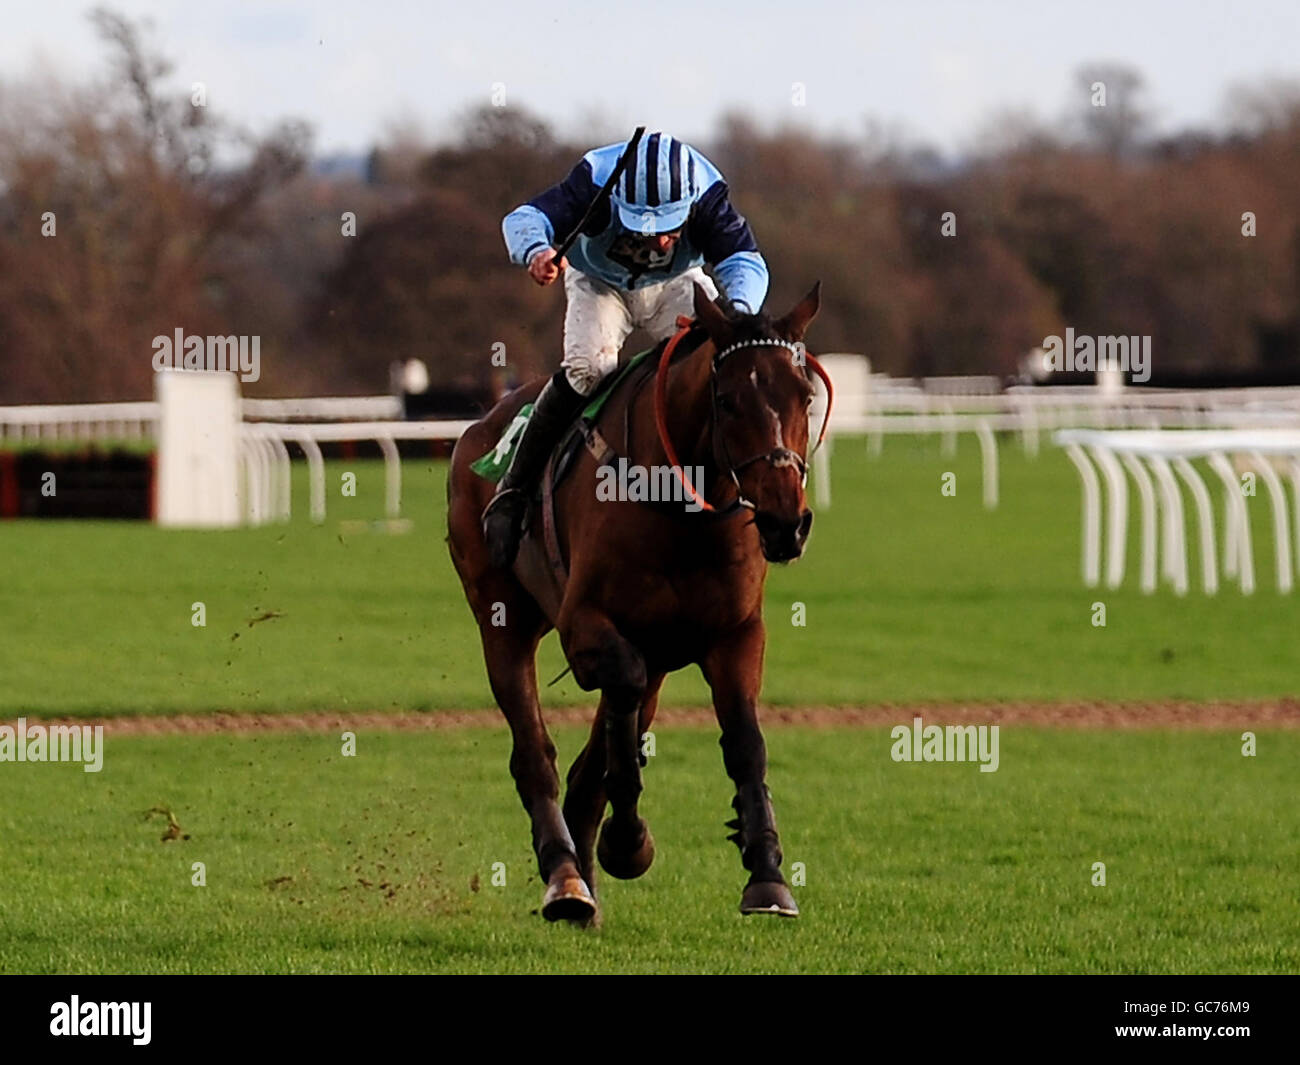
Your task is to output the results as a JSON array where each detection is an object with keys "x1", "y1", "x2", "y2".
[
  {"x1": 0, "y1": 401, "x2": 157, "y2": 444},
  {"x1": 7, "y1": 367, "x2": 1300, "y2": 529},
  {"x1": 241, "y1": 420, "x2": 474, "y2": 525},
  {"x1": 1055, "y1": 428, "x2": 1300, "y2": 596},
  {"x1": 809, "y1": 358, "x2": 1300, "y2": 511}
]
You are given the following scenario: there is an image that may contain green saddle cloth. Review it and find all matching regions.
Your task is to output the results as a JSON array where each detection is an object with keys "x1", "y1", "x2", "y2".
[{"x1": 470, "y1": 348, "x2": 654, "y2": 482}]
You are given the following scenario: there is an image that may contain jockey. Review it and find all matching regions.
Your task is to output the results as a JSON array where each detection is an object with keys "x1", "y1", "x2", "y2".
[{"x1": 483, "y1": 130, "x2": 769, "y2": 567}]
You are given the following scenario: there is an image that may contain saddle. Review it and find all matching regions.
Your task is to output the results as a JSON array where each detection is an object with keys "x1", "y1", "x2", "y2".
[
  {"x1": 469, "y1": 346, "x2": 657, "y2": 490},
  {"x1": 471, "y1": 328, "x2": 712, "y2": 585},
  {"x1": 536, "y1": 349, "x2": 663, "y2": 583}
]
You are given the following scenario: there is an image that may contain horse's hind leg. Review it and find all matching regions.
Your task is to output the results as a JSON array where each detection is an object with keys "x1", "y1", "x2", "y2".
[
  {"x1": 448, "y1": 435, "x2": 592, "y2": 922},
  {"x1": 701, "y1": 618, "x2": 798, "y2": 917},
  {"x1": 454, "y1": 555, "x2": 595, "y2": 922}
]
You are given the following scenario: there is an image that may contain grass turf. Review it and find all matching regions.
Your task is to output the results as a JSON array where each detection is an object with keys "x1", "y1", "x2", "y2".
[
  {"x1": 0, "y1": 727, "x2": 1294, "y2": 974},
  {"x1": 2, "y1": 438, "x2": 1298, "y2": 715}
]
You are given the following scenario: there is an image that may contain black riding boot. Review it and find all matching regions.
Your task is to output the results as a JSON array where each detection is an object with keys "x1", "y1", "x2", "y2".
[{"x1": 482, "y1": 370, "x2": 587, "y2": 569}]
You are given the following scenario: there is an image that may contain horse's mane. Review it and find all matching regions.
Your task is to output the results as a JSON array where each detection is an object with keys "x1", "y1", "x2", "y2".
[
  {"x1": 658, "y1": 306, "x2": 784, "y2": 365},
  {"x1": 720, "y1": 309, "x2": 783, "y2": 344}
]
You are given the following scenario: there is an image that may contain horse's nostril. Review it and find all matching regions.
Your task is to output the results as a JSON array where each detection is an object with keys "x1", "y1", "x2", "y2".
[{"x1": 755, "y1": 510, "x2": 810, "y2": 560}]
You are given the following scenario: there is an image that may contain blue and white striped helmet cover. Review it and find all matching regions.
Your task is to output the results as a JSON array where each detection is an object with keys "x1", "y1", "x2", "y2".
[{"x1": 610, "y1": 131, "x2": 697, "y2": 235}]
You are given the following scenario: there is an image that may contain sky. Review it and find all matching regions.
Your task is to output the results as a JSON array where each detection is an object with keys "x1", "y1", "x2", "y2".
[{"x1": 4, "y1": 0, "x2": 1299, "y2": 157}]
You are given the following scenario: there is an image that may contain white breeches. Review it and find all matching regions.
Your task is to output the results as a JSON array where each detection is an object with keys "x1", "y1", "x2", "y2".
[{"x1": 561, "y1": 266, "x2": 719, "y2": 395}]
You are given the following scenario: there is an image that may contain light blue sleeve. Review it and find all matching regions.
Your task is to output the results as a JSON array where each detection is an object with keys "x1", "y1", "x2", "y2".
[
  {"x1": 714, "y1": 251, "x2": 769, "y2": 314},
  {"x1": 502, "y1": 205, "x2": 554, "y2": 266}
]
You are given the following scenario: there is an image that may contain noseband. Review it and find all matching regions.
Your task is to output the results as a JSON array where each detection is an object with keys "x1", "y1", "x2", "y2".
[{"x1": 653, "y1": 319, "x2": 835, "y2": 516}]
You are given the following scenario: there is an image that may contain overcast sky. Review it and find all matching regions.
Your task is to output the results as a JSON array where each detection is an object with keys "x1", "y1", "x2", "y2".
[{"x1": 6, "y1": 1, "x2": 1299, "y2": 156}]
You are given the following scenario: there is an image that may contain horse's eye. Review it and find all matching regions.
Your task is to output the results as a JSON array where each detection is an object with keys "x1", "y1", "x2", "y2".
[{"x1": 717, "y1": 393, "x2": 739, "y2": 415}]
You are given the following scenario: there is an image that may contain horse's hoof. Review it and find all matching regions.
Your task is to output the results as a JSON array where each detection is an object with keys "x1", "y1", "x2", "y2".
[
  {"x1": 596, "y1": 818, "x2": 655, "y2": 880},
  {"x1": 541, "y1": 873, "x2": 598, "y2": 924},
  {"x1": 740, "y1": 880, "x2": 799, "y2": 917}
]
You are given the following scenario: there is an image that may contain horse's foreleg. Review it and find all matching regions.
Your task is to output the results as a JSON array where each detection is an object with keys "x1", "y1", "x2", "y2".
[
  {"x1": 564, "y1": 674, "x2": 662, "y2": 902},
  {"x1": 563, "y1": 703, "x2": 607, "y2": 899},
  {"x1": 598, "y1": 681, "x2": 657, "y2": 881},
  {"x1": 702, "y1": 618, "x2": 799, "y2": 916},
  {"x1": 562, "y1": 608, "x2": 656, "y2": 881}
]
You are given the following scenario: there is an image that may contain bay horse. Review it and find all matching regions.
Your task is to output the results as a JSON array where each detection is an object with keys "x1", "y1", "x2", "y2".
[{"x1": 446, "y1": 282, "x2": 827, "y2": 924}]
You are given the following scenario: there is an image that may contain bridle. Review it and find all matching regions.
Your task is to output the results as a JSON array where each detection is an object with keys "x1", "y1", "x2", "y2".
[{"x1": 653, "y1": 317, "x2": 834, "y2": 516}]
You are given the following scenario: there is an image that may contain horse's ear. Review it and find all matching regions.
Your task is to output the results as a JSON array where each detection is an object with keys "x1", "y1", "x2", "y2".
[
  {"x1": 693, "y1": 283, "x2": 730, "y2": 339},
  {"x1": 777, "y1": 281, "x2": 822, "y2": 342}
]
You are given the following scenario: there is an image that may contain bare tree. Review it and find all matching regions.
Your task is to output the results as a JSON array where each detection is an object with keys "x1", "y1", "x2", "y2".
[{"x1": 1075, "y1": 63, "x2": 1149, "y2": 156}]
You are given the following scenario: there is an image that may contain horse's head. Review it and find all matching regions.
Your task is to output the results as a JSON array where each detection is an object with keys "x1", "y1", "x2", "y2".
[{"x1": 692, "y1": 282, "x2": 823, "y2": 563}]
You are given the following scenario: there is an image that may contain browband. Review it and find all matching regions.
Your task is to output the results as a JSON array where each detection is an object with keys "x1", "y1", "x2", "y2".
[{"x1": 712, "y1": 337, "x2": 802, "y2": 364}]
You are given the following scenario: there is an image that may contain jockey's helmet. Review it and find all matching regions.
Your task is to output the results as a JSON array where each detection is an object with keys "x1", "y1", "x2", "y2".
[{"x1": 610, "y1": 131, "x2": 697, "y2": 236}]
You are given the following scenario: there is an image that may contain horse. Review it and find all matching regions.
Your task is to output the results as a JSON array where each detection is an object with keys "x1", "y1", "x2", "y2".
[{"x1": 446, "y1": 281, "x2": 828, "y2": 924}]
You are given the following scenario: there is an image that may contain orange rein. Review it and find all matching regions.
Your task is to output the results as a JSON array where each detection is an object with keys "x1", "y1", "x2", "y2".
[{"x1": 652, "y1": 316, "x2": 835, "y2": 514}]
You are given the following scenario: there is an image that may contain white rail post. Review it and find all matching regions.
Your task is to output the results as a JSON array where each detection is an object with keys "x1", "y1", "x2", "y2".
[
  {"x1": 1208, "y1": 452, "x2": 1254, "y2": 595},
  {"x1": 1172, "y1": 457, "x2": 1218, "y2": 595},
  {"x1": 379, "y1": 434, "x2": 401, "y2": 519},
  {"x1": 1063, "y1": 444, "x2": 1102, "y2": 587},
  {"x1": 1090, "y1": 444, "x2": 1128, "y2": 589},
  {"x1": 1249, "y1": 451, "x2": 1293, "y2": 593},
  {"x1": 974, "y1": 419, "x2": 998, "y2": 510},
  {"x1": 1148, "y1": 455, "x2": 1188, "y2": 596},
  {"x1": 1119, "y1": 453, "x2": 1158, "y2": 594}
]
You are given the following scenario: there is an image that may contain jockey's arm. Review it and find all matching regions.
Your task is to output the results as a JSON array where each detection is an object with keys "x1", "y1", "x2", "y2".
[
  {"x1": 501, "y1": 159, "x2": 601, "y2": 267},
  {"x1": 687, "y1": 181, "x2": 770, "y2": 315}
]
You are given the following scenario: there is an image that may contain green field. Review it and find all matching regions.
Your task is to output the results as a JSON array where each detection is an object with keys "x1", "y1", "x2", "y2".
[
  {"x1": 2, "y1": 439, "x2": 1299, "y2": 715},
  {"x1": 1, "y1": 727, "x2": 1295, "y2": 974},
  {"x1": 2, "y1": 437, "x2": 1296, "y2": 974}
]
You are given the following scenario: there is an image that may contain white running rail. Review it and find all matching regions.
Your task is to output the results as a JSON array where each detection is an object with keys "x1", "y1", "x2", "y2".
[
  {"x1": 9, "y1": 379, "x2": 1300, "y2": 526},
  {"x1": 1054, "y1": 428, "x2": 1300, "y2": 595}
]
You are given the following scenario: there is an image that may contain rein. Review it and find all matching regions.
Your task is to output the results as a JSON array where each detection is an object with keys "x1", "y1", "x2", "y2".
[{"x1": 651, "y1": 316, "x2": 835, "y2": 515}]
